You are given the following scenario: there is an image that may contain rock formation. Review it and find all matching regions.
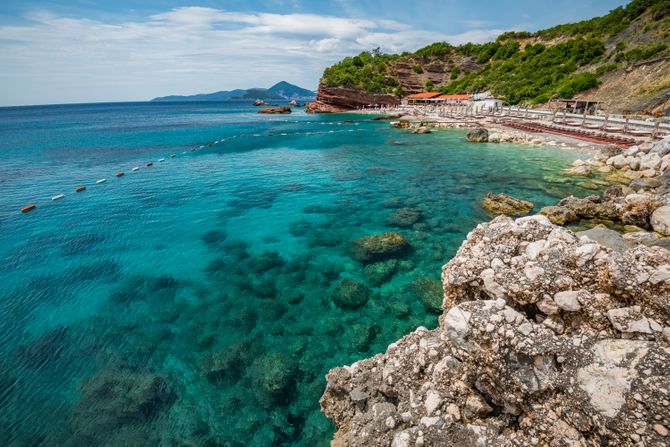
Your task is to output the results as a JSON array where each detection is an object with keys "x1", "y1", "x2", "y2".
[
  {"x1": 352, "y1": 232, "x2": 411, "y2": 263},
  {"x1": 257, "y1": 106, "x2": 291, "y2": 114},
  {"x1": 466, "y1": 128, "x2": 489, "y2": 143},
  {"x1": 321, "y1": 215, "x2": 670, "y2": 446},
  {"x1": 482, "y1": 193, "x2": 534, "y2": 215},
  {"x1": 306, "y1": 84, "x2": 400, "y2": 113}
]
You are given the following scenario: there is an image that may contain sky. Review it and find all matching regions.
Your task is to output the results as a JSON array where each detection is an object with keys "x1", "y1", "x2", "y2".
[{"x1": 0, "y1": 0, "x2": 629, "y2": 106}]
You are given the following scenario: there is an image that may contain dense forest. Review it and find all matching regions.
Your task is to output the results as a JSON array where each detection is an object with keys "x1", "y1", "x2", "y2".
[{"x1": 321, "y1": 0, "x2": 670, "y2": 105}]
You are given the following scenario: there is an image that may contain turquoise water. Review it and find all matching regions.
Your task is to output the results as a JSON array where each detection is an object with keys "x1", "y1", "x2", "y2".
[{"x1": 0, "y1": 102, "x2": 599, "y2": 446}]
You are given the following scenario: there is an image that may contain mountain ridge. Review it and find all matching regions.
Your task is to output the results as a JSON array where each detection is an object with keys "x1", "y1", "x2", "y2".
[{"x1": 151, "y1": 81, "x2": 316, "y2": 102}]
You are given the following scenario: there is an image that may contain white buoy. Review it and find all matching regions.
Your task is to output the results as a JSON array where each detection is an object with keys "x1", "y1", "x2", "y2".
[
  {"x1": 132, "y1": 166, "x2": 140, "y2": 171},
  {"x1": 52, "y1": 194, "x2": 65, "y2": 201},
  {"x1": 96, "y1": 179, "x2": 106, "y2": 184}
]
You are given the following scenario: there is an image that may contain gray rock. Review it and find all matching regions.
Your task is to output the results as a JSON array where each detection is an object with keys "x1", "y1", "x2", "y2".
[
  {"x1": 607, "y1": 307, "x2": 653, "y2": 334},
  {"x1": 576, "y1": 225, "x2": 633, "y2": 253},
  {"x1": 651, "y1": 206, "x2": 670, "y2": 236},
  {"x1": 553, "y1": 291, "x2": 582, "y2": 311},
  {"x1": 466, "y1": 127, "x2": 489, "y2": 143}
]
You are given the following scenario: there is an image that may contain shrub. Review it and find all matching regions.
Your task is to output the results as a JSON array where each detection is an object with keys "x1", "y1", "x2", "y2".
[
  {"x1": 556, "y1": 72, "x2": 600, "y2": 98},
  {"x1": 595, "y1": 63, "x2": 618, "y2": 76}
]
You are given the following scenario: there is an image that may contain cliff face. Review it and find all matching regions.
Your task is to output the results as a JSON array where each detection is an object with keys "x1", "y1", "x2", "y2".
[
  {"x1": 578, "y1": 57, "x2": 670, "y2": 114},
  {"x1": 320, "y1": 215, "x2": 670, "y2": 446},
  {"x1": 306, "y1": 85, "x2": 400, "y2": 113}
]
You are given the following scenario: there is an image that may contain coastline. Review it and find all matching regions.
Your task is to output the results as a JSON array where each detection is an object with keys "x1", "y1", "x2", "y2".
[{"x1": 319, "y1": 110, "x2": 670, "y2": 445}]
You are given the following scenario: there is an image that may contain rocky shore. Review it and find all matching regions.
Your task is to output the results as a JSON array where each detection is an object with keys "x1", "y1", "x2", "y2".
[
  {"x1": 320, "y1": 135, "x2": 670, "y2": 445},
  {"x1": 306, "y1": 84, "x2": 399, "y2": 113}
]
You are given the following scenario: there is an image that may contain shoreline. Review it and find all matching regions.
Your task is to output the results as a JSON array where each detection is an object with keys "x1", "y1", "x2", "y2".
[{"x1": 320, "y1": 110, "x2": 670, "y2": 445}]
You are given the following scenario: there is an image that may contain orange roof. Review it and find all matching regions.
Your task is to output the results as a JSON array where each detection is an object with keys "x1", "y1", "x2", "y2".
[
  {"x1": 406, "y1": 92, "x2": 443, "y2": 99},
  {"x1": 437, "y1": 94, "x2": 472, "y2": 100}
]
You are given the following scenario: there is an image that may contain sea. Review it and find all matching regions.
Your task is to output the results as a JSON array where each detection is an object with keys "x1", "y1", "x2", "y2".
[{"x1": 0, "y1": 101, "x2": 602, "y2": 446}]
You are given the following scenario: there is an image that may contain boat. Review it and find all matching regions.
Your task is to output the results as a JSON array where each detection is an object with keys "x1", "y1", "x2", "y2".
[
  {"x1": 21, "y1": 204, "x2": 36, "y2": 213},
  {"x1": 51, "y1": 194, "x2": 65, "y2": 201},
  {"x1": 146, "y1": 162, "x2": 153, "y2": 167},
  {"x1": 96, "y1": 179, "x2": 106, "y2": 184},
  {"x1": 76, "y1": 186, "x2": 86, "y2": 192},
  {"x1": 132, "y1": 166, "x2": 140, "y2": 171}
]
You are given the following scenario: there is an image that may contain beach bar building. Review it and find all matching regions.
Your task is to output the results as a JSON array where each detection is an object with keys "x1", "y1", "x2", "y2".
[
  {"x1": 405, "y1": 92, "x2": 444, "y2": 105},
  {"x1": 472, "y1": 92, "x2": 504, "y2": 110},
  {"x1": 436, "y1": 94, "x2": 473, "y2": 105}
]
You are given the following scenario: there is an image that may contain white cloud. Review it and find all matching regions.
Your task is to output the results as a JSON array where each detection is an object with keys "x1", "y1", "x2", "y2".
[{"x1": 0, "y1": 7, "x2": 505, "y2": 105}]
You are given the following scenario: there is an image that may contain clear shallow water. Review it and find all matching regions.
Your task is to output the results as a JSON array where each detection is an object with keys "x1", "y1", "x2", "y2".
[{"x1": 0, "y1": 102, "x2": 601, "y2": 446}]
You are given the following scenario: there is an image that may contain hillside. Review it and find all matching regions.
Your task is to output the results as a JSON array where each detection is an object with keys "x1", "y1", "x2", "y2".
[
  {"x1": 152, "y1": 81, "x2": 316, "y2": 102},
  {"x1": 315, "y1": 0, "x2": 670, "y2": 113}
]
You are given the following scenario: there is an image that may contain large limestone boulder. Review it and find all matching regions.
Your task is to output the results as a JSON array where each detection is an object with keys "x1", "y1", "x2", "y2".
[
  {"x1": 651, "y1": 205, "x2": 670, "y2": 236},
  {"x1": 352, "y1": 232, "x2": 410, "y2": 263},
  {"x1": 321, "y1": 216, "x2": 670, "y2": 447},
  {"x1": 652, "y1": 136, "x2": 670, "y2": 157},
  {"x1": 466, "y1": 127, "x2": 488, "y2": 142},
  {"x1": 576, "y1": 224, "x2": 633, "y2": 253},
  {"x1": 482, "y1": 192, "x2": 533, "y2": 215},
  {"x1": 539, "y1": 205, "x2": 578, "y2": 225}
]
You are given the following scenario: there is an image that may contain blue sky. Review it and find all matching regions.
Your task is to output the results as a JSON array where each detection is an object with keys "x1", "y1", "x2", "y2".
[{"x1": 0, "y1": 0, "x2": 628, "y2": 106}]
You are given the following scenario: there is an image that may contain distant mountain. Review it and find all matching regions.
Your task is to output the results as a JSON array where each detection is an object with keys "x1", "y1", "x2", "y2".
[
  {"x1": 266, "y1": 81, "x2": 317, "y2": 101},
  {"x1": 151, "y1": 81, "x2": 316, "y2": 102}
]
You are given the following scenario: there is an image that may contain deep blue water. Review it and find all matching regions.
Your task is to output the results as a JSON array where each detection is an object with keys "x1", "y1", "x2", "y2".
[{"x1": 0, "y1": 101, "x2": 601, "y2": 446}]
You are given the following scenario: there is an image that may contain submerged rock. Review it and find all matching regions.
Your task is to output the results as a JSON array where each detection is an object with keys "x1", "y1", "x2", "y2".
[
  {"x1": 363, "y1": 259, "x2": 399, "y2": 286},
  {"x1": 70, "y1": 368, "x2": 174, "y2": 443},
  {"x1": 321, "y1": 216, "x2": 670, "y2": 446},
  {"x1": 352, "y1": 232, "x2": 410, "y2": 263},
  {"x1": 386, "y1": 208, "x2": 423, "y2": 228},
  {"x1": 249, "y1": 353, "x2": 298, "y2": 406},
  {"x1": 201, "y1": 340, "x2": 256, "y2": 384},
  {"x1": 411, "y1": 277, "x2": 443, "y2": 315},
  {"x1": 14, "y1": 326, "x2": 69, "y2": 368},
  {"x1": 331, "y1": 279, "x2": 371, "y2": 310},
  {"x1": 482, "y1": 193, "x2": 533, "y2": 215},
  {"x1": 466, "y1": 127, "x2": 488, "y2": 143}
]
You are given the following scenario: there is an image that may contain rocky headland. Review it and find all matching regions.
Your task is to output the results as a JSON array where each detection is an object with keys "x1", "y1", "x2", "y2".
[
  {"x1": 320, "y1": 136, "x2": 670, "y2": 445},
  {"x1": 306, "y1": 85, "x2": 400, "y2": 113}
]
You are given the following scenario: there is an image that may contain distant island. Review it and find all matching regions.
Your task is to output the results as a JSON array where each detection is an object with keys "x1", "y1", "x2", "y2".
[{"x1": 151, "y1": 81, "x2": 316, "y2": 102}]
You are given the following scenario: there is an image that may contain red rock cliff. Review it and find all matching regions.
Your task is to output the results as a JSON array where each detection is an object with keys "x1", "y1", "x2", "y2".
[{"x1": 306, "y1": 84, "x2": 400, "y2": 113}]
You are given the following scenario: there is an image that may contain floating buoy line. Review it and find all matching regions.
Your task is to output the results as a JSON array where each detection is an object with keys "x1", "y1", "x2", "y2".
[{"x1": 18, "y1": 121, "x2": 366, "y2": 214}]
